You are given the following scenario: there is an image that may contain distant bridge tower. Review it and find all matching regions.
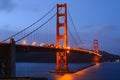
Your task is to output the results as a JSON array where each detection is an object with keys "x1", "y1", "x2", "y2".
[
  {"x1": 94, "y1": 39, "x2": 99, "y2": 54},
  {"x1": 93, "y1": 39, "x2": 100, "y2": 63},
  {"x1": 56, "y1": 3, "x2": 69, "y2": 72}
]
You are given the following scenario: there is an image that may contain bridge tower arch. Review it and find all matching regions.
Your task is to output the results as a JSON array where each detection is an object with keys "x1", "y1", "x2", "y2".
[{"x1": 56, "y1": 3, "x2": 69, "y2": 72}]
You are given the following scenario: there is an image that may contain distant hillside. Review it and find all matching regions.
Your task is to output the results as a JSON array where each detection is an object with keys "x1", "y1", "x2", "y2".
[
  {"x1": 99, "y1": 51, "x2": 120, "y2": 62},
  {"x1": 16, "y1": 51, "x2": 120, "y2": 63}
]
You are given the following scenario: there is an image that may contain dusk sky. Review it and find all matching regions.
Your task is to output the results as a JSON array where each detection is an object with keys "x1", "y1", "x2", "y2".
[{"x1": 0, "y1": 0, "x2": 120, "y2": 55}]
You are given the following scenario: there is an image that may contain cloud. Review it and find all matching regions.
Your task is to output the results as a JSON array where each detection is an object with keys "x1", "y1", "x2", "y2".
[
  {"x1": 3, "y1": 24, "x2": 11, "y2": 28},
  {"x1": 97, "y1": 25, "x2": 114, "y2": 33},
  {"x1": 79, "y1": 25, "x2": 120, "y2": 53},
  {"x1": 114, "y1": 37, "x2": 120, "y2": 43},
  {"x1": 20, "y1": 5, "x2": 40, "y2": 12},
  {"x1": 92, "y1": 25, "x2": 117, "y2": 36},
  {"x1": 0, "y1": 24, "x2": 11, "y2": 30},
  {"x1": 83, "y1": 24, "x2": 95, "y2": 29},
  {"x1": 0, "y1": 0, "x2": 15, "y2": 12},
  {"x1": 0, "y1": 28, "x2": 15, "y2": 40}
]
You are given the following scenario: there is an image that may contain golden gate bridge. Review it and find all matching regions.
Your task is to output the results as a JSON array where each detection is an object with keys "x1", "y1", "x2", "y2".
[{"x1": 0, "y1": 3, "x2": 101, "y2": 77}]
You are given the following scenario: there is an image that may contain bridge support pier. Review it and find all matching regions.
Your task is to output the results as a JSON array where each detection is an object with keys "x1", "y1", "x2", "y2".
[
  {"x1": 0, "y1": 38, "x2": 16, "y2": 78},
  {"x1": 56, "y1": 51, "x2": 68, "y2": 72},
  {"x1": 93, "y1": 55, "x2": 100, "y2": 63}
]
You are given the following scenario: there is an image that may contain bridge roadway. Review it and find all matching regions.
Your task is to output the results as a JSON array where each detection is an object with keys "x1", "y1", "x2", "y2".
[{"x1": 0, "y1": 43, "x2": 101, "y2": 57}]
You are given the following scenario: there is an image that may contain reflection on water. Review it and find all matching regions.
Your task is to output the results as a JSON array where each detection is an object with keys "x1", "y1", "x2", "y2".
[
  {"x1": 16, "y1": 62, "x2": 120, "y2": 80},
  {"x1": 57, "y1": 62, "x2": 120, "y2": 80},
  {"x1": 56, "y1": 74, "x2": 73, "y2": 80},
  {"x1": 16, "y1": 63, "x2": 92, "y2": 80},
  {"x1": 56, "y1": 63, "x2": 96, "y2": 80}
]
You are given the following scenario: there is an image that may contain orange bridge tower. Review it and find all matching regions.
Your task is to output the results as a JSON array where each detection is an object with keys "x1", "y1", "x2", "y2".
[
  {"x1": 94, "y1": 39, "x2": 99, "y2": 54},
  {"x1": 56, "y1": 3, "x2": 69, "y2": 72}
]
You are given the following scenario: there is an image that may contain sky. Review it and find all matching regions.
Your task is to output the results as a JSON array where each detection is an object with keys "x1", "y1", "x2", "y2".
[{"x1": 0, "y1": 0, "x2": 120, "y2": 55}]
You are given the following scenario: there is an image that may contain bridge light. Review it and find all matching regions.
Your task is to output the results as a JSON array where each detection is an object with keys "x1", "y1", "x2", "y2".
[
  {"x1": 55, "y1": 46, "x2": 58, "y2": 48},
  {"x1": 22, "y1": 40, "x2": 27, "y2": 45},
  {"x1": 40, "y1": 42, "x2": 44, "y2": 46},
  {"x1": 66, "y1": 46, "x2": 70, "y2": 54},
  {"x1": 67, "y1": 50, "x2": 70, "y2": 54},
  {"x1": 67, "y1": 46, "x2": 70, "y2": 49},
  {"x1": 32, "y1": 41, "x2": 36, "y2": 46}
]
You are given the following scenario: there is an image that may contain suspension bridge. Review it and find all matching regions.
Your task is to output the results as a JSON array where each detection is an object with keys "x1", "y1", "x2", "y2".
[{"x1": 0, "y1": 3, "x2": 101, "y2": 77}]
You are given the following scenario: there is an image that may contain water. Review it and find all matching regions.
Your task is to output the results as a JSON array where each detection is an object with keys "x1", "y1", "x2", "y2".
[{"x1": 16, "y1": 62, "x2": 120, "y2": 80}]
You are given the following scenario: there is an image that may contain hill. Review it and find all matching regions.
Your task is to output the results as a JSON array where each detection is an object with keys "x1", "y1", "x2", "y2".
[{"x1": 99, "y1": 51, "x2": 120, "y2": 62}]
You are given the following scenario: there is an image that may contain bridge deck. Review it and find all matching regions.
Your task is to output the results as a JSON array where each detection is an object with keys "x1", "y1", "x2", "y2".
[{"x1": 0, "y1": 43, "x2": 101, "y2": 57}]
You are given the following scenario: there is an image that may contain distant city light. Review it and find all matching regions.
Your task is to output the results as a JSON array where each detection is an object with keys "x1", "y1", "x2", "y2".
[
  {"x1": 67, "y1": 50, "x2": 70, "y2": 53},
  {"x1": 67, "y1": 46, "x2": 70, "y2": 49}
]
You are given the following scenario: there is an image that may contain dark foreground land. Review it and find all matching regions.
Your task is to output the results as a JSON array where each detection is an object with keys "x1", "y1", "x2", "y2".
[{"x1": 0, "y1": 77, "x2": 48, "y2": 80}]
